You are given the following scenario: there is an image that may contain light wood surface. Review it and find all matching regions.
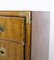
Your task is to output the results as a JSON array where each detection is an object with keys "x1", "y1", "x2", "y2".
[
  {"x1": 26, "y1": 24, "x2": 31, "y2": 60},
  {"x1": 0, "y1": 17, "x2": 25, "y2": 43},
  {"x1": 0, "y1": 40, "x2": 24, "y2": 60},
  {"x1": 0, "y1": 16, "x2": 25, "y2": 60},
  {"x1": 0, "y1": 11, "x2": 31, "y2": 60}
]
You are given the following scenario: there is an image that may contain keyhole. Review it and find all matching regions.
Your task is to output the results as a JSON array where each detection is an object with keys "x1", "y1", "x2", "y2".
[
  {"x1": 0, "y1": 28, "x2": 4, "y2": 32},
  {"x1": 0, "y1": 25, "x2": 5, "y2": 33},
  {"x1": 0, "y1": 51, "x2": 5, "y2": 54},
  {"x1": 0, "y1": 47, "x2": 6, "y2": 56}
]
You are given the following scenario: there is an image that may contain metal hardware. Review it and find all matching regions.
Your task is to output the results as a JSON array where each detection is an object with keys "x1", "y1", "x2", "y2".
[
  {"x1": 0, "y1": 25, "x2": 5, "y2": 33},
  {"x1": 0, "y1": 47, "x2": 6, "y2": 56},
  {"x1": 19, "y1": 12, "x2": 31, "y2": 24}
]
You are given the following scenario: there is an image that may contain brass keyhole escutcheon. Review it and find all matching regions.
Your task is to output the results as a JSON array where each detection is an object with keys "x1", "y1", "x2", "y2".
[{"x1": 0, "y1": 47, "x2": 6, "y2": 56}]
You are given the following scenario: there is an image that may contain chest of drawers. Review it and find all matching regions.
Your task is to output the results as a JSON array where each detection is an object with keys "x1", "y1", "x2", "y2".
[{"x1": 0, "y1": 11, "x2": 31, "y2": 60}]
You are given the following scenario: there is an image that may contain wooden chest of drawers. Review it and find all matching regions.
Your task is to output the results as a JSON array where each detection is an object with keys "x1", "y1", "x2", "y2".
[{"x1": 0, "y1": 11, "x2": 31, "y2": 60}]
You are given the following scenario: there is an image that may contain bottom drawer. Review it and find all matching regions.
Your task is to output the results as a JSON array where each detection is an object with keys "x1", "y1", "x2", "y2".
[{"x1": 0, "y1": 40, "x2": 24, "y2": 60}]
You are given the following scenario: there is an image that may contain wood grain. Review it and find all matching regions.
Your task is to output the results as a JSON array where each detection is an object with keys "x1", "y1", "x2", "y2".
[
  {"x1": 26, "y1": 24, "x2": 31, "y2": 60},
  {"x1": 0, "y1": 17, "x2": 25, "y2": 43},
  {"x1": 0, "y1": 11, "x2": 31, "y2": 60},
  {"x1": 0, "y1": 40, "x2": 24, "y2": 60}
]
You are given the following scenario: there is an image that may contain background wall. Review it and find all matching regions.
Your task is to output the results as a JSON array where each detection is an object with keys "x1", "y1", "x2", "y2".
[
  {"x1": 49, "y1": 11, "x2": 54, "y2": 60},
  {"x1": 31, "y1": 11, "x2": 50, "y2": 60}
]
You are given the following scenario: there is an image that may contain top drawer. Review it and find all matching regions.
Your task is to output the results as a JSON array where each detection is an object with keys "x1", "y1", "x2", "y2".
[{"x1": 0, "y1": 16, "x2": 26, "y2": 43}]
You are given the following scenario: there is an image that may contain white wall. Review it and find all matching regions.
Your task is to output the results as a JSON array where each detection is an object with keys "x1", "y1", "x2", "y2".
[{"x1": 49, "y1": 11, "x2": 54, "y2": 60}]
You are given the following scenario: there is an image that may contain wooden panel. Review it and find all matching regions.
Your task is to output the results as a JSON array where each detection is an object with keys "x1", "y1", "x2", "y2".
[
  {"x1": 0, "y1": 17, "x2": 25, "y2": 43},
  {"x1": 25, "y1": 24, "x2": 31, "y2": 60},
  {"x1": 0, "y1": 11, "x2": 31, "y2": 24},
  {"x1": 0, "y1": 11, "x2": 31, "y2": 60},
  {"x1": 0, "y1": 40, "x2": 24, "y2": 60}
]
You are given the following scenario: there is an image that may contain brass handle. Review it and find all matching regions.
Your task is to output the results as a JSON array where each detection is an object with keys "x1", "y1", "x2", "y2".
[{"x1": 0, "y1": 47, "x2": 6, "y2": 56}]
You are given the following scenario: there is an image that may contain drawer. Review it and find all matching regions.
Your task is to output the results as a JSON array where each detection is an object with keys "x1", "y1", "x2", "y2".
[
  {"x1": 0, "y1": 40, "x2": 24, "y2": 60},
  {"x1": 0, "y1": 16, "x2": 26, "y2": 43}
]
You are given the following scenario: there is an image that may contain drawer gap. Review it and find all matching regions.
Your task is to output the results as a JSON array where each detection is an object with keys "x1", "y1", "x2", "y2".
[{"x1": 0, "y1": 39, "x2": 25, "y2": 46}]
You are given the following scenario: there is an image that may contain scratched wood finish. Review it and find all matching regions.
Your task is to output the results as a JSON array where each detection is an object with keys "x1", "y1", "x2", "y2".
[{"x1": 0, "y1": 40, "x2": 24, "y2": 60}]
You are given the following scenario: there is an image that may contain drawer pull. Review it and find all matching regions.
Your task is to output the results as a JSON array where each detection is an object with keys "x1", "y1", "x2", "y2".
[{"x1": 0, "y1": 47, "x2": 6, "y2": 56}]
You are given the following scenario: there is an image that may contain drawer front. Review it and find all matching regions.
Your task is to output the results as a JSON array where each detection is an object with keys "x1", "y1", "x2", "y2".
[
  {"x1": 0, "y1": 16, "x2": 25, "y2": 43},
  {"x1": 0, "y1": 40, "x2": 24, "y2": 60}
]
